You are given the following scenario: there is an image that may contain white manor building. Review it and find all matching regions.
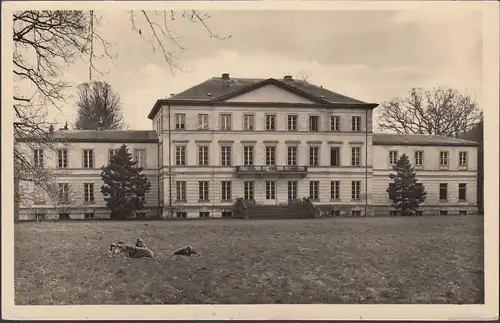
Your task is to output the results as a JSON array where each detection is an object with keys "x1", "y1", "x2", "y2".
[{"x1": 17, "y1": 74, "x2": 479, "y2": 220}]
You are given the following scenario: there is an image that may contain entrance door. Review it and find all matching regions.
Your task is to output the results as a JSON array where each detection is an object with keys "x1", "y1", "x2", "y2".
[
  {"x1": 288, "y1": 181, "x2": 297, "y2": 201},
  {"x1": 264, "y1": 181, "x2": 277, "y2": 205}
]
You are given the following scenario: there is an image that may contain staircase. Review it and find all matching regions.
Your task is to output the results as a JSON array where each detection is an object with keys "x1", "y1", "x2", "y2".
[{"x1": 245, "y1": 203, "x2": 315, "y2": 220}]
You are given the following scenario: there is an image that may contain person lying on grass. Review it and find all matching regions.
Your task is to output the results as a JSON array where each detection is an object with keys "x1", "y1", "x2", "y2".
[{"x1": 109, "y1": 239, "x2": 154, "y2": 258}]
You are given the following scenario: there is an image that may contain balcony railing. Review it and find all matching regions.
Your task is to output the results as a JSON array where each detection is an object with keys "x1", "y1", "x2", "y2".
[{"x1": 235, "y1": 165, "x2": 308, "y2": 177}]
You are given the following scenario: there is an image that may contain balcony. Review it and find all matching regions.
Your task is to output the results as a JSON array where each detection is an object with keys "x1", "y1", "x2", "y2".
[{"x1": 234, "y1": 165, "x2": 308, "y2": 178}]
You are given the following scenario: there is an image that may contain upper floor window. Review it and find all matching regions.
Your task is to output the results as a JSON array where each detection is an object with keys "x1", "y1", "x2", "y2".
[
  {"x1": 459, "y1": 152, "x2": 468, "y2": 168},
  {"x1": 265, "y1": 114, "x2": 276, "y2": 131},
  {"x1": 389, "y1": 150, "x2": 398, "y2": 165},
  {"x1": 287, "y1": 146, "x2": 297, "y2": 166},
  {"x1": 309, "y1": 146, "x2": 320, "y2": 166},
  {"x1": 198, "y1": 146, "x2": 209, "y2": 166},
  {"x1": 243, "y1": 114, "x2": 254, "y2": 131},
  {"x1": 220, "y1": 114, "x2": 232, "y2": 130},
  {"x1": 351, "y1": 147, "x2": 361, "y2": 166},
  {"x1": 175, "y1": 113, "x2": 186, "y2": 130},
  {"x1": 198, "y1": 114, "x2": 209, "y2": 130},
  {"x1": 34, "y1": 149, "x2": 44, "y2": 168},
  {"x1": 134, "y1": 149, "x2": 147, "y2": 168},
  {"x1": 330, "y1": 116, "x2": 340, "y2": 131},
  {"x1": 330, "y1": 147, "x2": 340, "y2": 166},
  {"x1": 351, "y1": 116, "x2": 361, "y2": 131},
  {"x1": 414, "y1": 151, "x2": 423, "y2": 167},
  {"x1": 57, "y1": 149, "x2": 68, "y2": 168},
  {"x1": 221, "y1": 146, "x2": 232, "y2": 166},
  {"x1": 243, "y1": 146, "x2": 254, "y2": 166},
  {"x1": 175, "y1": 146, "x2": 186, "y2": 166},
  {"x1": 83, "y1": 149, "x2": 94, "y2": 168},
  {"x1": 265, "y1": 146, "x2": 276, "y2": 166},
  {"x1": 287, "y1": 115, "x2": 297, "y2": 131},
  {"x1": 84, "y1": 183, "x2": 95, "y2": 203},
  {"x1": 439, "y1": 151, "x2": 449, "y2": 167},
  {"x1": 108, "y1": 149, "x2": 119, "y2": 163},
  {"x1": 309, "y1": 115, "x2": 319, "y2": 132}
]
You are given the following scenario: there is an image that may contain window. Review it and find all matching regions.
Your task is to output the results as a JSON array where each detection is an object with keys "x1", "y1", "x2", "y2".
[
  {"x1": 309, "y1": 181, "x2": 319, "y2": 200},
  {"x1": 287, "y1": 181, "x2": 297, "y2": 200},
  {"x1": 83, "y1": 149, "x2": 94, "y2": 168},
  {"x1": 221, "y1": 146, "x2": 232, "y2": 166},
  {"x1": 243, "y1": 146, "x2": 254, "y2": 166},
  {"x1": 176, "y1": 212, "x2": 187, "y2": 218},
  {"x1": 198, "y1": 146, "x2": 209, "y2": 166},
  {"x1": 330, "y1": 181, "x2": 340, "y2": 200},
  {"x1": 415, "y1": 210, "x2": 423, "y2": 217},
  {"x1": 439, "y1": 151, "x2": 449, "y2": 167},
  {"x1": 134, "y1": 149, "x2": 146, "y2": 168},
  {"x1": 414, "y1": 151, "x2": 423, "y2": 167},
  {"x1": 265, "y1": 114, "x2": 276, "y2": 131},
  {"x1": 58, "y1": 183, "x2": 69, "y2": 204},
  {"x1": 198, "y1": 114, "x2": 209, "y2": 130},
  {"x1": 459, "y1": 210, "x2": 467, "y2": 216},
  {"x1": 330, "y1": 147, "x2": 340, "y2": 166},
  {"x1": 199, "y1": 212, "x2": 210, "y2": 218},
  {"x1": 222, "y1": 211, "x2": 233, "y2": 218},
  {"x1": 330, "y1": 116, "x2": 340, "y2": 131},
  {"x1": 458, "y1": 183, "x2": 467, "y2": 201},
  {"x1": 287, "y1": 146, "x2": 297, "y2": 166},
  {"x1": 388, "y1": 183, "x2": 396, "y2": 201},
  {"x1": 34, "y1": 149, "x2": 44, "y2": 168},
  {"x1": 84, "y1": 183, "x2": 94, "y2": 203},
  {"x1": 309, "y1": 147, "x2": 320, "y2": 166},
  {"x1": 175, "y1": 146, "x2": 186, "y2": 166},
  {"x1": 35, "y1": 213, "x2": 45, "y2": 220},
  {"x1": 57, "y1": 149, "x2": 68, "y2": 168},
  {"x1": 351, "y1": 147, "x2": 361, "y2": 166},
  {"x1": 265, "y1": 181, "x2": 276, "y2": 200},
  {"x1": 221, "y1": 181, "x2": 232, "y2": 201},
  {"x1": 439, "y1": 183, "x2": 448, "y2": 201},
  {"x1": 440, "y1": 210, "x2": 448, "y2": 216},
  {"x1": 389, "y1": 151, "x2": 398, "y2": 165},
  {"x1": 58, "y1": 213, "x2": 70, "y2": 220},
  {"x1": 33, "y1": 191, "x2": 45, "y2": 205},
  {"x1": 352, "y1": 210, "x2": 362, "y2": 217},
  {"x1": 199, "y1": 181, "x2": 209, "y2": 201},
  {"x1": 309, "y1": 115, "x2": 319, "y2": 132},
  {"x1": 459, "y1": 152, "x2": 468, "y2": 167},
  {"x1": 220, "y1": 114, "x2": 232, "y2": 130},
  {"x1": 265, "y1": 146, "x2": 276, "y2": 166},
  {"x1": 176, "y1": 181, "x2": 186, "y2": 201},
  {"x1": 389, "y1": 210, "x2": 397, "y2": 217},
  {"x1": 351, "y1": 181, "x2": 361, "y2": 200},
  {"x1": 287, "y1": 115, "x2": 297, "y2": 131},
  {"x1": 84, "y1": 213, "x2": 94, "y2": 220},
  {"x1": 351, "y1": 116, "x2": 361, "y2": 131},
  {"x1": 244, "y1": 181, "x2": 254, "y2": 200},
  {"x1": 108, "y1": 149, "x2": 118, "y2": 163},
  {"x1": 243, "y1": 114, "x2": 254, "y2": 131},
  {"x1": 175, "y1": 113, "x2": 186, "y2": 130}
]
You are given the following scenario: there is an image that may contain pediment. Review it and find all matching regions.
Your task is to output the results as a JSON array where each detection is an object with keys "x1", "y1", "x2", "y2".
[{"x1": 222, "y1": 84, "x2": 319, "y2": 104}]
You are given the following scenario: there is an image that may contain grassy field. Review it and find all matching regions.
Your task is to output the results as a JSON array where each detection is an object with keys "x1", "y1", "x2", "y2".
[{"x1": 15, "y1": 216, "x2": 484, "y2": 305}]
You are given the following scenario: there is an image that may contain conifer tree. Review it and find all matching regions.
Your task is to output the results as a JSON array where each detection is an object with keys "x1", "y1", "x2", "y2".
[
  {"x1": 100, "y1": 144, "x2": 151, "y2": 219},
  {"x1": 386, "y1": 153, "x2": 427, "y2": 216}
]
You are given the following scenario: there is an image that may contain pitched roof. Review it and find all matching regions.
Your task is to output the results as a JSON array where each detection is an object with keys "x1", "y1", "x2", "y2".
[
  {"x1": 19, "y1": 130, "x2": 159, "y2": 143},
  {"x1": 373, "y1": 133, "x2": 479, "y2": 147}
]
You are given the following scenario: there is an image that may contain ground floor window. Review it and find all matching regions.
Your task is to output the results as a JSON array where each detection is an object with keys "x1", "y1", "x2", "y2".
[
  {"x1": 287, "y1": 181, "x2": 297, "y2": 200},
  {"x1": 331, "y1": 210, "x2": 340, "y2": 217},
  {"x1": 222, "y1": 211, "x2": 233, "y2": 217},
  {"x1": 440, "y1": 210, "x2": 448, "y2": 216},
  {"x1": 84, "y1": 213, "x2": 94, "y2": 220},
  {"x1": 58, "y1": 213, "x2": 70, "y2": 220},
  {"x1": 352, "y1": 210, "x2": 362, "y2": 217},
  {"x1": 35, "y1": 213, "x2": 45, "y2": 220},
  {"x1": 265, "y1": 181, "x2": 276, "y2": 200},
  {"x1": 244, "y1": 181, "x2": 254, "y2": 200},
  {"x1": 199, "y1": 211, "x2": 210, "y2": 218},
  {"x1": 415, "y1": 210, "x2": 423, "y2": 216},
  {"x1": 459, "y1": 210, "x2": 467, "y2": 216},
  {"x1": 176, "y1": 212, "x2": 187, "y2": 218}
]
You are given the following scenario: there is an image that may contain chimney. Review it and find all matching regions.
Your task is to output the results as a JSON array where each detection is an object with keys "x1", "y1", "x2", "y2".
[
  {"x1": 96, "y1": 117, "x2": 103, "y2": 131},
  {"x1": 221, "y1": 73, "x2": 230, "y2": 80},
  {"x1": 283, "y1": 75, "x2": 293, "y2": 81},
  {"x1": 170, "y1": 93, "x2": 176, "y2": 97}
]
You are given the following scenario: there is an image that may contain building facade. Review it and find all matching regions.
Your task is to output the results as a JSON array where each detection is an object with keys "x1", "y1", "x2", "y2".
[{"x1": 17, "y1": 74, "x2": 479, "y2": 220}]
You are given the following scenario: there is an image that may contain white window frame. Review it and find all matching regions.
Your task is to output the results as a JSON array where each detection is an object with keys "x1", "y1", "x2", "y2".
[
  {"x1": 34, "y1": 149, "x2": 44, "y2": 168},
  {"x1": 175, "y1": 113, "x2": 186, "y2": 130},
  {"x1": 84, "y1": 183, "x2": 94, "y2": 203},
  {"x1": 459, "y1": 151, "x2": 468, "y2": 168},
  {"x1": 221, "y1": 181, "x2": 232, "y2": 201},
  {"x1": 221, "y1": 146, "x2": 232, "y2": 166},
  {"x1": 198, "y1": 145, "x2": 209, "y2": 166},
  {"x1": 58, "y1": 183, "x2": 69, "y2": 204},
  {"x1": 265, "y1": 181, "x2": 276, "y2": 200},
  {"x1": 351, "y1": 181, "x2": 361, "y2": 200},
  {"x1": 389, "y1": 150, "x2": 398, "y2": 165},
  {"x1": 351, "y1": 116, "x2": 361, "y2": 131},
  {"x1": 176, "y1": 181, "x2": 186, "y2": 201},
  {"x1": 309, "y1": 115, "x2": 319, "y2": 132},
  {"x1": 265, "y1": 114, "x2": 276, "y2": 131},
  {"x1": 244, "y1": 181, "x2": 254, "y2": 200},
  {"x1": 265, "y1": 146, "x2": 276, "y2": 166},
  {"x1": 309, "y1": 146, "x2": 320, "y2": 166},
  {"x1": 220, "y1": 114, "x2": 232, "y2": 131},
  {"x1": 414, "y1": 151, "x2": 423, "y2": 167},
  {"x1": 287, "y1": 115, "x2": 297, "y2": 131},
  {"x1": 175, "y1": 146, "x2": 186, "y2": 166},
  {"x1": 439, "y1": 151, "x2": 449, "y2": 167},
  {"x1": 287, "y1": 181, "x2": 297, "y2": 200},
  {"x1": 309, "y1": 181, "x2": 319, "y2": 200},
  {"x1": 351, "y1": 147, "x2": 361, "y2": 166},
  {"x1": 198, "y1": 114, "x2": 209, "y2": 130},
  {"x1": 243, "y1": 146, "x2": 254, "y2": 166},
  {"x1": 198, "y1": 181, "x2": 209, "y2": 201},
  {"x1": 330, "y1": 116, "x2": 340, "y2": 131},
  {"x1": 58, "y1": 149, "x2": 68, "y2": 168},
  {"x1": 243, "y1": 114, "x2": 254, "y2": 131},
  {"x1": 83, "y1": 149, "x2": 94, "y2": 168},
  {"x1": 134, "y1": 149, "x2": 147, "y2": 168},
  {"x1": 330, "y1": 181, "x2": 340, "y2": 200},
  {"x1": 287, "y1": 146, "x2": 297, "y2": 166}
]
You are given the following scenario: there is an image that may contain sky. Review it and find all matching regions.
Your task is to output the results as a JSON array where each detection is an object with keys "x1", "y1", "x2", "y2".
[{"x1": 43, "y1": 9, "x2": 482, "y2": 130}]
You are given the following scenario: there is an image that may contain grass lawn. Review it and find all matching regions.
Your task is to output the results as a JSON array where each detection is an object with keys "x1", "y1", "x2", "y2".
[{"x1": 15, "y1": 216, "x2": 484, "y2": 305}]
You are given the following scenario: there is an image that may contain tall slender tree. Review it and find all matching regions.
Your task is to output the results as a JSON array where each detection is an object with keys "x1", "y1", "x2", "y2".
[
  {"x1": 100, "y1": 144, "x2": 151, "y2": 219},
  {"x1": 73, "y1": 81, "x2": 125, "y2": 130},
  {"x1": 386, "y1": 153, "x2": 427, "y2": 216}
]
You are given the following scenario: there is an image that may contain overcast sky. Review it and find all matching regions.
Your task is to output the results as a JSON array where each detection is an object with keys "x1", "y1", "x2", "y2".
[{"x1": 49, "y1": 9, "x2": 482, "y2": 130}]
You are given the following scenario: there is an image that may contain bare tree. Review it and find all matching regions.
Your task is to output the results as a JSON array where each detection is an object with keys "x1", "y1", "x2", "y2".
[
  {"x1": 13, "y1": 10, "x2": 229, "y2": 221},
  {"x1": 378, "y1": 87, "x2": 482, "y2": 138},
  {"x1": 73, "y1": 81, "x2": 125, "y2": 130},
  {"x1": 295, "y1": 70, "x2": 309, "y2": 82}
]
